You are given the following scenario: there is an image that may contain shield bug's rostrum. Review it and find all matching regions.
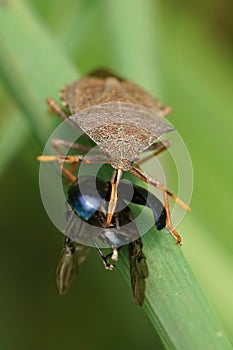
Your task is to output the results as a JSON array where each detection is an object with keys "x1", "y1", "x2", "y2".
[{"x1": 38, "y1": 68, "x2": 190, "y2": 305}]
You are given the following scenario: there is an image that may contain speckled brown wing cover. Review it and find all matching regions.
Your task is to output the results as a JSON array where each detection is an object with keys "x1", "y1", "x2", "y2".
[
  {"x1": 60, "y1": 69, "x2": 174, "y2": 153},
  {"x1": 60, "y1": 68, "x2": 165, "y2": 114}
]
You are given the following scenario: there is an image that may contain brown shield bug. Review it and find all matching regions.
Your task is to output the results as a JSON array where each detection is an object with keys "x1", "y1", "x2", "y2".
[{"x1": 38, "y1": 69, "x2": 190, "y2": 302}]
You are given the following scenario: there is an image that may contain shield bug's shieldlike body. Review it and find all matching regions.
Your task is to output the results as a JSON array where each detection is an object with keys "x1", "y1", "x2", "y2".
[{"x1": 38, "y1": 69, "x2": 190, "y2": 305}]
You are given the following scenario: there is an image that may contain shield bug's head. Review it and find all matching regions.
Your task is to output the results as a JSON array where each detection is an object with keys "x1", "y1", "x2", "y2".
[{"x1": 102, "y1": 138, "x2": 140, "y2": 171}]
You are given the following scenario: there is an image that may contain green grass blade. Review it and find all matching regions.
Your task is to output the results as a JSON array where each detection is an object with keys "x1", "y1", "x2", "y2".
[
  {"x1": 0, "y1": 112, "x2": 29, "y2": 176},
  {"x1": 119, "y1": 229, "x2": 232, "y2": 349},
  {"x1": 0, "y1": 0, "x2": 78, "y2": 145},
  {"x1": 0, "y1": 1, "x2": 232, "y2": 349},
  {"x1": 103, "y1": 0, "x2": 161, "y2": 92}
]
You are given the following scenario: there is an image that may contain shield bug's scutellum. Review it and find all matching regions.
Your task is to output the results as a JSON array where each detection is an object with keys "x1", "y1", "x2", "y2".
[{"x1": 38, "y1": 68, "x2": 190, "y2": 305}]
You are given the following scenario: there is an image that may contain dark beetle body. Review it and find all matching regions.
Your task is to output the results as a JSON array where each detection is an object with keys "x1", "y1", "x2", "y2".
[
  {"x1": 59, "y1": 176, "x2": 167, "y2": 305},
  {"x1": 68, "y1": 176, "x2": 167, "y2": 232}
]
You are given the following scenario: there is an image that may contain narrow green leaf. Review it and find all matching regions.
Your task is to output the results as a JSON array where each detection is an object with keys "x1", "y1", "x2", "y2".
[
  {"x1": 119, "y1": 229, "x2": 232, "y2": 349},
  {"x1": 0, "y1": 112, "x2": 29, "y2": 176},
  {"x1": 0, "y1": 0, "x2": 78, "y2": 145},
  {"x1": 103, "y1": 0, "x2": 162, "y2": 92}
]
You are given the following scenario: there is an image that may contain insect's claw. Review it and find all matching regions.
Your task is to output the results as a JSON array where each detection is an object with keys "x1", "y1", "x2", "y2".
[{"x1": 111, "y1": 248, "x2": 118, "y2": 261}]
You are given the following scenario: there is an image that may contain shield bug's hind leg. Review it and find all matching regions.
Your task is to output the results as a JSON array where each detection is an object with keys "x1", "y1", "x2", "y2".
[
  {"x1": 46, "y1": 98, "x2": 69, "y2": 120},
  {"x1": 129, "y1": 238, "x2": 148, "y2": 306}
]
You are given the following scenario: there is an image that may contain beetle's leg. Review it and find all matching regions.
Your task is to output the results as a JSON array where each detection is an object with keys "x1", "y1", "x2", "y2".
[
  {"x1": 129, "y1": 164, "x2": 190, "y2": 212},
  {"x1": 46, "y1": 98, "x2": 69, "y2": 120},
  {"x1": 137, "y1": 140, "x2": 171, "y2": 166},
  {"x1": 163, "y1": 191, "x2": 182, "y2": 245},
  {"x1": 106, "y1": 169, "x2": 123, "y2": 227},
  {"x1": 93, "y1": 240, "x2": 115, "y2": 270}
]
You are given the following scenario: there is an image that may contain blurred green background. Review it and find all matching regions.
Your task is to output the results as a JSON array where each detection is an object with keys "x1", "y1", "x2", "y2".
[{"x1": 0, "y1": 0, "x2": 233, "y2": 349}]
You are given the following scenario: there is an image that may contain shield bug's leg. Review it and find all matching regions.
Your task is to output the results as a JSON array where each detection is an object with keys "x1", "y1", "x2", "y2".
[
  {"x1": 129, "y1": 238, "x2": 149, "y2": 306},
  {"x1": 57, "y1": 161, "x2": 77, "y2": 183},
  {"x1": 137, "y1": 140, "x2": 171, "y2": 166},
  {"x1": 106, "y1": 169, "x2": 123, "y2": 227},
  {"x1": 93, "y1": 240, "x2": 115, "y2": 270},
  {"x1": 159, "y1": 105, "x2": 172, "y2": 117},
  {"x1": 147, "y1": 139, "x2": 171, "y2": 152},
  {"x1": 129, "y1": 164, "x2": 190, "y2": 212},
  {"x1": 37, "y1": 154, "x2": 109, "y2": 165},
  {"x1": 37, "y1": 154, "x2": 110, "y2": 185},
  {"x1": 46, "y1": 98, "x2": 69, "y2": 120},
  {"x1": 51, "y1": 138, "x2": 91, "y2": 155},
  {"x1": 50, "y1": 139, "x2": 91, "y2": 178},
  {"x1": 163, "y1": 191, "x2": 182, "y2": 244}
]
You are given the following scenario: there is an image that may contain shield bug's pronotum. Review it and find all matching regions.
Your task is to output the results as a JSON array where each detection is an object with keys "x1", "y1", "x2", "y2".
[{"x1": 38, "y1": 68, "x2": 190, "y2": 305}]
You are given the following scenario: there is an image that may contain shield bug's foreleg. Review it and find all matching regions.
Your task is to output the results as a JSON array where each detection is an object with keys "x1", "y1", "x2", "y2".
[
  {"x1": 106, "y1": 169, "x2": 123, "y2": 228},
  {"x1": 137, "y1": 140, "x2": 171, "y2": 166},
  {"x1": 46, "y1": 98, "x2": 69, "y2": 120},
  {"x1": 129, "y1": 238, "x2": 148, "y2": 306}
]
